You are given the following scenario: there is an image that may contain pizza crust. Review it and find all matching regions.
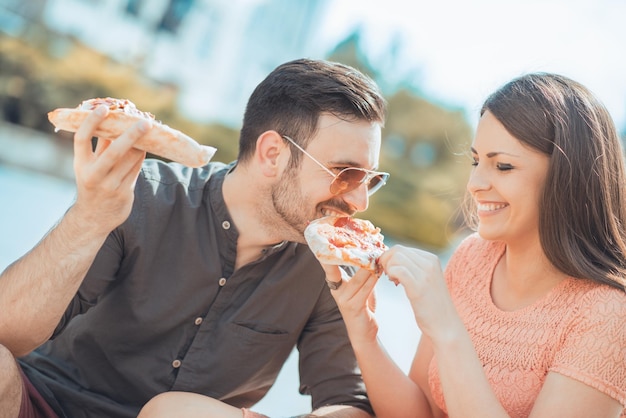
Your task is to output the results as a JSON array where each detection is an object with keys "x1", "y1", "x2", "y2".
[
  {"x1": 304, "y1": 216, "x2": 388, "y2": 273},
  {"x1": 48, "y1": 100, "x2": 216, "y2": 168}
]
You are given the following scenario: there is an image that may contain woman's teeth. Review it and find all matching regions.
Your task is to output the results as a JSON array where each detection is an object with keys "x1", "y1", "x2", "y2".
[{"x1": 477, "y1": 203, "x2": 507, "y2": 211}]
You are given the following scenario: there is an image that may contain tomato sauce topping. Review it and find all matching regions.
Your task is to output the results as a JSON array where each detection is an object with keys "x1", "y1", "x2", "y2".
[
  {"x1": 327, "y1": 217, "x2": 385, "y2": 251},
  {"x1": 79, "y1": 98, "x2": 155, "y2": 121}
]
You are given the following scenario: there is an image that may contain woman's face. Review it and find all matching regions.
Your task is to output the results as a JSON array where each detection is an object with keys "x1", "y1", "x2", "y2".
[{"x1": 467, "y1": 110, "x2": 550, "y2": 247}]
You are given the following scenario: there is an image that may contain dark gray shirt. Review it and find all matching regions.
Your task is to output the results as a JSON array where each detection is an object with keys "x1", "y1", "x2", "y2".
[{"x1": 19, "y1": 160, "x2": 371, "y2": 418}]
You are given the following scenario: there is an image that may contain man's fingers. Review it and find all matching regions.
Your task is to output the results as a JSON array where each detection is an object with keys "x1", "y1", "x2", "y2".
[
  {"x1": 74, "y1": 106, "x2": 109, "y2": 159},
  {"x1": 356, "y1": 270, "x2": 380, "y2": 304},
  {"x1": 87, "y1": 120, "x2": 151, "y2": 182},
  {"x1": 95, "y1": 138, "x2": 113, "y2": 156},
  {"x1": 320, "y1": 263, "x2": 341, "y2": 282},
  {"x1": 74, "y1": 106, "x2": 152, "y2": 166},
  {"x1": 118, "y1": 147, "x2": 147, "y2": 185},
  {"x1": 320, "y1": 263, "x2": 343, "y2": 290},
  {"x1": 100, "y1": 119, "x2": 151, "y2": 159},
  {"x1": 367, "y1": 288, "x2": 377, "y2": 313}
]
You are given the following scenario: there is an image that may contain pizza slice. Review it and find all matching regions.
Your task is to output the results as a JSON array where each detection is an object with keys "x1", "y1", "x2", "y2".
[
  {"x1": 304, "y1": 215, "x2": 388, "y2": 274},
  {"x1": 48, "y1": 97, "x2": 216, "y2": 168}
]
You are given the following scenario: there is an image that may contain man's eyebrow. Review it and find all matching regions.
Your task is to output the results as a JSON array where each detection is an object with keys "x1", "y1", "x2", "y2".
[
  {"x1": 470, "y1": 147, "x2": 520, "y2": 158},
  {"x1": 330, "y1": 159, "x2": 380, "y2": 170}
]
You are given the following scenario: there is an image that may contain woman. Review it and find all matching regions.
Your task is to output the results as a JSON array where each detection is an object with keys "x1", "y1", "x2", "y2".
[{"x1": 324, "y1": 73, "x2": 626, "y2": 417}]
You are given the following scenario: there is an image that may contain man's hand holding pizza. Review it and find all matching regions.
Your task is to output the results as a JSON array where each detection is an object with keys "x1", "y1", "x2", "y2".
[
  {"x1": 320, "y1": 264, "x2": 381, "y2": 349},
  {"x1": 70, "y1": 104, "x2": 150, "y2": 236},
  {"x1": 50, "y1": 97, "x2": 217, "y2": 236},
  {"x1": 0, "y1": 98, "x2": 218, "y2": 355},
  {"x1": 305, "y1": 216, "x2": 388, "y2": 347},
  {"x1": 0, "y1": 105, "x2": 156, "y2": 356},
  {"x1": 306, "y1": 215, "x2": 458, "y2": 351}
]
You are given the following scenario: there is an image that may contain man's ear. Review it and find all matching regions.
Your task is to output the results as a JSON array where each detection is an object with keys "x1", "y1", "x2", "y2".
[{"x1": 254, "y1": 131, "x2": 289, "y2": 177}]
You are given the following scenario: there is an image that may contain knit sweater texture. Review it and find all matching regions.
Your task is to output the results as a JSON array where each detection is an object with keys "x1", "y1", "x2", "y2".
[{"x1": 428, "y1": 233, "x2": 626, "y2": 417}]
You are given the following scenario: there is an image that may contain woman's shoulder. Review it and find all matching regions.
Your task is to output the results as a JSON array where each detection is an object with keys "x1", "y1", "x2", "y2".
[
  {"x1": 444, "y1": 233, "x2": 504, "y2": 289},
  {"x1": 552, "y1": 280, "x2": 626, "y2": 405},
  {"x1": 555, "y1": 278, "x2": 626, "y2": 347},
  {"x1": 570, "y1": 279, "x2": 626, "y2": 317}
]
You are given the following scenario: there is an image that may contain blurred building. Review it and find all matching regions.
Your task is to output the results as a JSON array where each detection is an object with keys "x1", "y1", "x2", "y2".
[{"x1": 0, "y1": 0, "x2": 331, "y2": 126}]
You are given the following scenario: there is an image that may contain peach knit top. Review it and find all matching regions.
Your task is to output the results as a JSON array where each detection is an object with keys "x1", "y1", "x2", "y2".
[{"x1": 428, "y1": 234, "x2": 626, "y2": 417}]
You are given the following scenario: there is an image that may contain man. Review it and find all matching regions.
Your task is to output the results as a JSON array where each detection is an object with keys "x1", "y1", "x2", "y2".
[{"x1": 0, "y1": 58, "x2": 387, "y2": 418}]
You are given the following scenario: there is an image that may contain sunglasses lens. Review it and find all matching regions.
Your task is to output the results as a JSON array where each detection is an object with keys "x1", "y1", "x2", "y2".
[
  {"x1": 330, "y1": 168, "x2": 367, "y2": 195},
  {"x1": 329, "y1": 169, "x2": 389, "y2": 195},
  {"x1": 367, "y1": 175, "x2": 386, "y2": 195}
]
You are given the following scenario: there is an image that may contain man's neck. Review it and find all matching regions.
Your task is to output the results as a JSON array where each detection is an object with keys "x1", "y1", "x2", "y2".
[{"x1": 222, "y1": 166, "x2": 286, "y2": 270}]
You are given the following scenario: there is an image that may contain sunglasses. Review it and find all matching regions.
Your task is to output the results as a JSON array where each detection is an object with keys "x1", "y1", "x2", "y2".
[{"x1": 282, "y1": 135, "x2": 389, "y2": 196}]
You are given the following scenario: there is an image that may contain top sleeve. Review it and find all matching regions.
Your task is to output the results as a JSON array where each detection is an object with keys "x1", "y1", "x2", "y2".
[
  {"x1": 443, "y1": 233, "x2": 480, "y2": 289},
  {"x1": 551, "y1": 286, "x2": 626, "y2": 408}
]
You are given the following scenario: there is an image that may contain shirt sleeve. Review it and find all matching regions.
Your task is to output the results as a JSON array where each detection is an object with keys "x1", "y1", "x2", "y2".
[
  {"x1": 296, "y1": 281, "x2": 374, "y2": 415},
  {"x1": 551, "y1": 286, "x2": 626, "y2": 408},
  {"x1": 50, "y1": 226, "x2": 126, "y2": 338},
  {"x1": 51, "y1": 170, "x2": 149, "y2": 338}
]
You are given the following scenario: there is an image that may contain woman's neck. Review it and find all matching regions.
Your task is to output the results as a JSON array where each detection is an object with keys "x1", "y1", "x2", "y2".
[{"x1": 490, "y1": 242, "x2": 567, "y2": 311}]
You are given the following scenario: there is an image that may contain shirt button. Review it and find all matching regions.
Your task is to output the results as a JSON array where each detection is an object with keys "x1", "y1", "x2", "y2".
[
  {"x1": 218, "y1": 277, "x2": 227, "y2": 286},
  {"x1": 222, "y1": 221, "x2": 231, "y2": 229},
  {"x1": 194, "y1": 317, "x2": 203, "y2": 325},
  {"x1": 172, "y1": 359, "x2": 182, "y2": 368}
]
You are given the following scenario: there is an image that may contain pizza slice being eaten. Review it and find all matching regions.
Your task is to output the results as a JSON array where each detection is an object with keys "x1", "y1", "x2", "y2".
[
  {"x1": 304, "y1": 215, "x2": 388, "y2": 274},
  {"x1": 48, "y1": 97, "x2": 217, "y2": 168}
]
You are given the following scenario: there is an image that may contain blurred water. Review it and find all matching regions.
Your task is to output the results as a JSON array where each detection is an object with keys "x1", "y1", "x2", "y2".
[
  {"x1": 0, "y1": 164, "x2": 76, "y2": 268},
  {"x1": 0, "y1": 164, "x2": 421, "y2": 417}
]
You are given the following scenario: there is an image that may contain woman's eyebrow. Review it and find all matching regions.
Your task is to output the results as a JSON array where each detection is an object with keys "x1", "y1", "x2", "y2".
[{"x1": 470, "y1": 147, "x2": 520, "y2": 158}]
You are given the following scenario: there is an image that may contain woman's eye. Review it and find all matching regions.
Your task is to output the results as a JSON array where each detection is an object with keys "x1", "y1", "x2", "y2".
[
  {"x1": 497, "y1": 163, "x2": 513, "y2": 171},
  {"x1": 471, "y1": 158, "x2": 478, "y2": 167}
]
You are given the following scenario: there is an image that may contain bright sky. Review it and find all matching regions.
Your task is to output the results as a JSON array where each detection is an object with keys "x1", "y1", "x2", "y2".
[{"x1": 320, "y1": 0, "x2": 626, "y2": 130}]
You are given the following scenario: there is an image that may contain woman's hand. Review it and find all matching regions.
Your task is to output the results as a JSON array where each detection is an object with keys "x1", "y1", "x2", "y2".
[{"x1": 378, "y1": 245, "x2": 459, "y2": 343}]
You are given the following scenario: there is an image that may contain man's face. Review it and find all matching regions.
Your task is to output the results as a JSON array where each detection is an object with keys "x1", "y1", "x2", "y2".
[{"x1": 271, "y1": 113, "x2": 383, "y2": 242}]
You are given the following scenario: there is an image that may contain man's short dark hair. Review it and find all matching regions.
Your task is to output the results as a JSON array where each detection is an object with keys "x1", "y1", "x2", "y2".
[{"x1": 237, "y1": 58, "x2": 386, "y2": 163}]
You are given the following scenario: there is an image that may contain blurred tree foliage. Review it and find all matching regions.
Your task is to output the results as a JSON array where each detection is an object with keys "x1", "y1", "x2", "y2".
[
  {"x1": 328, "y1": 30, "x2": 473, "y2": 249},
  {"x1": 369, "y1": 91, "x2": 472, "y2": 248},
  {"x1": 0, "y1": 26, "x2": 473, "y2": 250},
  {"x1": 0, "y1": 31, "x2": 240, "y2": 163}
]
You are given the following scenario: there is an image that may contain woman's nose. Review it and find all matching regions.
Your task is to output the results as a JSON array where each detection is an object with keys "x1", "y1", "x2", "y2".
[{"x1": 467, "y1": 166, "x2": 490, "y2": 194}]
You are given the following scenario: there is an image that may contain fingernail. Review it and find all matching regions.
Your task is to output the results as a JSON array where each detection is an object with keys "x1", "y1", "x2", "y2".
[{"x1": 94, "y1": 105, "x2": 107, "y2": 115}]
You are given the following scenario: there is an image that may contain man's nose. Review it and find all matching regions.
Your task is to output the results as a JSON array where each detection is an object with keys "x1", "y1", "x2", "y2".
[{"x1": 342, "y1": 183, "x2": 369, "y2": 213}]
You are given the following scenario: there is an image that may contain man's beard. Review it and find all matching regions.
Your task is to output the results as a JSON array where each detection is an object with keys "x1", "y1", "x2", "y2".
[
  {"x1": 268, "y1": 169, "x2": 309, "y2": 243},
  {"x1": 267, "y1": 168, "x2": 356, "y2": 243}
]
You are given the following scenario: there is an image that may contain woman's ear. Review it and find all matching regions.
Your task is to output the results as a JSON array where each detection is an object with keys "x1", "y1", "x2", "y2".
[{"x1": 254, "y1": 131, "x2": 289, "y2": 177}]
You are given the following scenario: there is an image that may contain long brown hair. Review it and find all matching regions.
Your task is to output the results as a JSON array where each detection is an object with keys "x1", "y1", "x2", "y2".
[{"x1": 469, "y1": 73, "x2": 626, "y2": 290}]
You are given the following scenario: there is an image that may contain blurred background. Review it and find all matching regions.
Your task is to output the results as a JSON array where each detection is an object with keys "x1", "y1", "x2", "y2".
[{"x1": 1, "y1": 0, "x2": 625, "y2": 416}]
